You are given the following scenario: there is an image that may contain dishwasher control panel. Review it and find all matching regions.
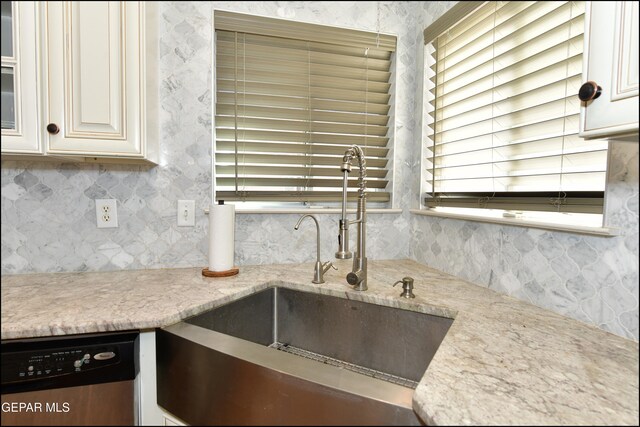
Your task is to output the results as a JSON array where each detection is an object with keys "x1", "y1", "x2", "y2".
[
  {"x1": 1, "y1": 331, "x2": 137, "y2": 393},
  {"x1": 2, "y1": 345, "x2": 120, "y2": 382}
]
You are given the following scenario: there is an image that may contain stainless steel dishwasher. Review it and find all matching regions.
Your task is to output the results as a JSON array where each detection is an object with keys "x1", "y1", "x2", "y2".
[{"x1": 1, "y1": 331, "x2": 138, "y2": 426}]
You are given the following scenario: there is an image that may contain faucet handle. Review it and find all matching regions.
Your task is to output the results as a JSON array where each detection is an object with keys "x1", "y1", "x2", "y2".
[
  {"x1": 393, "y1": 277, "x2": 415, "y2": 299},
  {"x1": 323, "y1": 261, "x2": 338, "y2": 270},
  {"x1": 322, "y1": 261, "x2": 337, "y2": 275}
]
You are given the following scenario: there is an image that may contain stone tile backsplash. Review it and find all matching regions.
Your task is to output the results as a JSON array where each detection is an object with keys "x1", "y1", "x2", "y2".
[
  {"x1": 409, "y1": 141, "x2": 639, "y2": 340},
  {"x1": 1, "y1": 2, "x2": 638, "y2": 341}
]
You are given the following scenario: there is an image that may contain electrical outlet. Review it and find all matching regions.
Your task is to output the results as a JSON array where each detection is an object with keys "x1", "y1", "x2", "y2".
[
  {"x1": 177, "y1": 200, "x2": 195, "y2": 226},
  {"x1": 95, "y1": 199, "x2": 118, "y2": 228}
]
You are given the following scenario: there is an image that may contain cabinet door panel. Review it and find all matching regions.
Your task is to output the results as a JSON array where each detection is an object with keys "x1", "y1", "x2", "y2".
[
  {"x1": 45, "y1": 1, "x2": 142, "y2": 156},
  {"x1": 1, "y1": 1, "x2": 41, "y2": 154},
  {"x1": 69, "y1": 1, "x2": 123, "y2": 137},
  {"x1": 611, "y1": 1, "x2": 638, "y2": 101},
  {"x1": 580, "y1": 1, "x2": 639, "y2": 138}
]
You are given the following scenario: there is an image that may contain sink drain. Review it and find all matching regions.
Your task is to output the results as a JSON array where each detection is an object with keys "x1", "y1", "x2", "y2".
[{"x1": 269, "y1": 342, "x2": 418, "y2": 389}]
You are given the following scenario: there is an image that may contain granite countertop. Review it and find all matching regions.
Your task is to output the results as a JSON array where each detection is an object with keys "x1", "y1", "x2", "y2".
[{"x1": 1, "y1": 259, "x2": 638, "y2": 425}]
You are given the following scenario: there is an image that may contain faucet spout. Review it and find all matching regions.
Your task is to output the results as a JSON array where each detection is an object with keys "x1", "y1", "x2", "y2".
[
  {"x1": 294, "y1": 214, "x2": 334, "y2": 284},
  {"x1": 295, "y1": 214, "x2": 321, "y2": 263}
]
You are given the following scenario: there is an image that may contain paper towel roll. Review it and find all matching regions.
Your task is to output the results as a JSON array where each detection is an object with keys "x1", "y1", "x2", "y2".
[{"x1": 208, "y1": 203, "x2": 235, "y2": 272}]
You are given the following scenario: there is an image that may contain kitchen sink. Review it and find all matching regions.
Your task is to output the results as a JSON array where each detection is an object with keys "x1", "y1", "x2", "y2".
[{"x1": 156, "y1": 287, "x2": 453, "y2": 426}]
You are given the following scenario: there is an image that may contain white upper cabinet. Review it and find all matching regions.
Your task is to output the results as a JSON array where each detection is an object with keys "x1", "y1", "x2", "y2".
[
  {"x1": 580, "y1": 1, "x2": 639, "y2": 139},
  {"x1": 1, "y1": 1, "x2": 41, "y2": 154},
  {"x1": 1, "y1": 1, "x2": 158, "y2": 164}
]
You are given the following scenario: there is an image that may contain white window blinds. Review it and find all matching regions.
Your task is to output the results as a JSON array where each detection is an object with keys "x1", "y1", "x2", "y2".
[
  {"x1": 214, "y1": 11, "x2": 396, "y2": 203},
  {"x1": 424, "y1": 1, "x2": 608, "y2": 214}
]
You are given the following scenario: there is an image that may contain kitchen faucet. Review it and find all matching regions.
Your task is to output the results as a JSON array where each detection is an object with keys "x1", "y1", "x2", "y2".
[
  {"x1": 294, "y1": 214, "x2": 336, "y2": 284},
  {"x1": 336, "y1": 145, "x2": 368, "y2": 291}
]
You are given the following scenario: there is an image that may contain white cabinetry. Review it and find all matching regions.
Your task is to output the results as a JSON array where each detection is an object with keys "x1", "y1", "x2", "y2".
[
  {"x1": 1, "y1": 1, "x2": 157, "y2": 164},
  {"x1": 580, "y1": 1, "x2": 639, "y2": 139},
  {"x1": 1, "y1": 1, "x2": 41, "y2": 153}
]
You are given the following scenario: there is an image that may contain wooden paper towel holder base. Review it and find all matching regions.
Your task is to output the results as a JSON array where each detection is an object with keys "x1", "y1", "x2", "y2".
[{"x1": 202, "y1": 267, "x2": 239, "y2": 277}]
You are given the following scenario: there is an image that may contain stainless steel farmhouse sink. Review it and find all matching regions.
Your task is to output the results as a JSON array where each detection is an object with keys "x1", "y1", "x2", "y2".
[{"x1": 156, "y1": 287, "x2": 453, "y2": 426}]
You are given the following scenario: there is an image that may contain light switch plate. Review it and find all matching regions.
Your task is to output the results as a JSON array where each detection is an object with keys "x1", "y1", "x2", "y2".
[
  {"x1": 177, "y1": 200, "x2": 195, "y2": 226},
  {"x1": 95, "y1": 199, "x2": 118, "y2": 228}
]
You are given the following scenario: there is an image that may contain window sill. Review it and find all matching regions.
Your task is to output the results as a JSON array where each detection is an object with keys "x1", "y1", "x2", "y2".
[
  {"x1": 205, "y1": 208, "x2": 403, "y2": 215},
  {"x1": 409, "y1": 209, "x2": 619, "y2": 237}
]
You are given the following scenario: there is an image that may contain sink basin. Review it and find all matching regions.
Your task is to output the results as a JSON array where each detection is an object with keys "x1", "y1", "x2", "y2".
[{"x1": 157, "y1": 287, "x2": 453, "y2": 425}]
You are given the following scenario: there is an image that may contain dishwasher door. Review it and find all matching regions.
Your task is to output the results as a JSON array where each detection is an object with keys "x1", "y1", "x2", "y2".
[{"x1": 1, "y1": 331, "x2": 138, "y2": 426}]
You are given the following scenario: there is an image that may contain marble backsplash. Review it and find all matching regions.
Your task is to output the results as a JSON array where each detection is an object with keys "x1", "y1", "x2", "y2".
[
  {"x1": 1, "y1": 2, "x2": 638, "y2": 341},
  {"x1": 410, "y1": 141, "x2": 640, "y2": 340}
]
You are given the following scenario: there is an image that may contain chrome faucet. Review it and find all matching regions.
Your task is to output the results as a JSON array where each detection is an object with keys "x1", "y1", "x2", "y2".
[
  {"x1": 294, "y1": 214, "x2": 336, "y2": 284},
  {"x1": 337, "y1": 145, "x2": 368, "y2": 291}
]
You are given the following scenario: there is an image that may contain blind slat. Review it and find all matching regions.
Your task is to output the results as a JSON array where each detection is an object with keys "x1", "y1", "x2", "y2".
[
  {"x1": 217, "y1": 177, "x2": 389, "y2": 189},
  {"x1": 217, "y1": 54, "x2": 391, "y2": 83},
  {"x1": 423, "y1": 1, "x2": 486, "y2": 45},
  {"x1": 216, "y1": 152, "x2": 389, "y2": 168},
  {"x1": 424, "y1": 193, "x2": 603, "y2": 214},
  {"x1": 217, "y1": 79, "x2": 391, "y2": 105},
  {"x1": 435, "y1": 114, "x2": 581, "y2": 147},
  {"x1": 216, "y1": 165, "x2": 389, "y2": 179},
  {"x1": 433, "y1": 71, "x2": 582, "y2": 123},
  {"x1": 434, "y1": 2, "x2": 531, "y2": 51},
  {"x1": 216, "y1": 66, "x2": 391, "y2": 93},
  {"x1": 437, "y1": 9, "x2": 584, "y2": 85},
  {"x1": 217, "y1": 93, "x2": 390, "y2": 115},
  {"x1": 432, "y1": 151, "x2": 609, "y2": 180},
  {"x1": 216, "y1": 129, "x2": 389, "y2": 147},
  {"x1": 216, "y1": 38, "x2": 391, "y2": 71},
  {"x1": 216, "y1": 116, "x2": 388, "y2": 137},
  {"x1": 217, "y1": 104, "x2": 389, "y2": 126},
  {"x1": 431, "y1": 55, "x2": 582, "y2": 112},
  {"x1": 217, "y1": 30, "x2": 391, "y2": 60},
  {"x1": 217, "y1": 191, "x2": 390, "y2": 203},
  {"x1": 435, "y1": 34, "x2": 583, "y2": 96},
  {"x1": 216, "y1": 140, "x2": 389, "y2": 158},
  {"x1": 429, "y1": 171, "x2": 606, "y2": 192},
  {"x1": 432, "y1": 135, "x2": 608, "y2": 166},
  {"x1": 434, "y1": 96, "x2": 580, "y2": 140},
  {"x1": 437, "y1": 2, "x2": 578, "y2": 69}
]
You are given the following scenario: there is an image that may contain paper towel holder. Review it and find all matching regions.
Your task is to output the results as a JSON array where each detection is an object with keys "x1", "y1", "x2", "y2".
[
  {"x1": 202, "y1": 199, "x2": 239, "y2": 277},
  {"x1": 202, "y1": 267, "x2": 239, "y2": 277}
]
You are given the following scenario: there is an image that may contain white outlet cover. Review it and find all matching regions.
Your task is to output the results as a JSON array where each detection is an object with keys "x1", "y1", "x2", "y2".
[
  {"x1": 95, "y1": 199, "x2": 118, "y2": 228},
  {"x1": 177, "y1": 200, "x2": 196, "y2": 226}
]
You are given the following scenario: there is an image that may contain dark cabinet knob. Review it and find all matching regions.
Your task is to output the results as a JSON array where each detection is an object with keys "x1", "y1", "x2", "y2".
[
  {"x1": 46, "y1": 123, "x2": 60, "y2": 134},
  {"x1": 578, "y1": 81, "x2": 602, "y2": 102}
]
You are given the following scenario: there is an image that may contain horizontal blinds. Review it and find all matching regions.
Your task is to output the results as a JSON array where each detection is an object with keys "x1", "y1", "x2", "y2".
[
  {"x1": 214, "y1": 13, "x2": 395, "y2": 203},
  {"x1": 425, "y1": 0, "x2": 607, "y2": 214}
]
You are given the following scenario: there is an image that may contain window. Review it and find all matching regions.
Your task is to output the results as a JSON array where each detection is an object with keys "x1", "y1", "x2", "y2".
[
  {"x1": 422, "y1": 1, "x2": 608, "y2": 220},
  {"x1": 213, "y1": 11, "x2": 396, "y2": 205}
]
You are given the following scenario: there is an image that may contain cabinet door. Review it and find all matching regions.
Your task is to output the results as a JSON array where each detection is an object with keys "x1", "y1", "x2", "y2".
[
  {"x1": 1, "y1": 1, "x2": 42, "y2": 154},
  {"x1": 43, "y1": 1, "x2": 144, "y2": 157},
  {"x1": 580, "y1": 1, "x2": 639, "y2": 138}
]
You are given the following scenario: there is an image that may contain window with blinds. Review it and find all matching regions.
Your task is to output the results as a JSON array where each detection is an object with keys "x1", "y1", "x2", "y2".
[
  {"x1": 214, "y1": 11, "x2": 396, "y2": 204},
  {"x1": 423, "y1": 1, "x2": 608, "y2": 214}
]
